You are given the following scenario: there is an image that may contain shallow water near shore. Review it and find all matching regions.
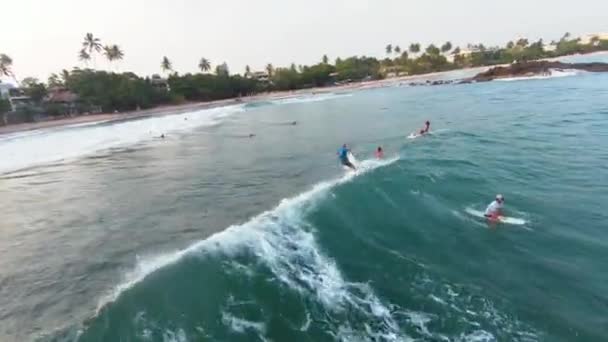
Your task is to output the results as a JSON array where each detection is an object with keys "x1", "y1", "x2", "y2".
[{"x1": 1, "y1": 55, "x2": 608, "y2": 341}]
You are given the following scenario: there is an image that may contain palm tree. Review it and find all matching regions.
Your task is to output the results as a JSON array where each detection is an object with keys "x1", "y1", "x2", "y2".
[
  {"x1": 61, "y1": 69, "x2": 71, "y2": 84},
  {"x1": 198, "y1": 57, "x2": 211, "y2": 73},
  {"x1": 78, "y1": 49, "x2": 91, "y2": 66},
  {"x1": 104, "y1": 44, "x2": 124, "y2": 71},
  {"x1": 385, "y1": 44, "x2": 393, "y2": 55},
  {"x1": 161, "y1": 56, "x2": 172, "y2": 75},
  {"x1": 48, "y1": 73, "x2": 62, "y2": 87},
  {"x1": 0, "y1": 53, "x2": 18, "y2": 85},
  {"x1": 441, "y1": 41, "x2": 453, "y2": 54},
  {"x1": 394, "y1": 45, "x2": 401, "y2": 54},
  {"x1": 322, "y1": 54, "x2": 329, "y2": 64},
  {"x1": 290, "y1": 63, "x2": 297, "y2": 72},
  {"x1": 562, "y1": 32, "x2": 571, "y2": 41},
  {"x1": 245, "y1": 65, "x2": 251, "y2": 77},
  {"x1": 82, "y1": 33, "x2": 102, "y2": 67},
  {"x1": 112, "y1": 45, "x2": 124, "y2": 61},
  {"x1": 426, "y1": 44, "x2": 440, "y2": 55},
  {"x1": 516, "y1": 38, "x2": 529, "y2": 47},
  {"x1": 266, "y1": 63, "x2": 274, "y2": 77},
  {"x1": 409, "y1": 43, "x2": 421, "y2": 55}
]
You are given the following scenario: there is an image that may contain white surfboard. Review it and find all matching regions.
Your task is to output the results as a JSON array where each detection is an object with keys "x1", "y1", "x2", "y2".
[{"x1": 465, "y1": 208, "x2": 526, "y2": 225}]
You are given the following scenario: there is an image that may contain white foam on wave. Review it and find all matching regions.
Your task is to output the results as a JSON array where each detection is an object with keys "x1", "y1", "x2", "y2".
[
  {"x1": 495, "y1": 69, "x2": 580, "y2": 82},
  {"x1": 96, "y1": 156, "x2": 405, "y2": 339},
  {"x1": 272, "y1": 92, "x2": 352, "y2": 105},
  {"x1": 221, "y1": 312, "x2": 266, "y2": 335},
  {"x1": 0, "y1": 105, "x2": 243, "y2": 174}
]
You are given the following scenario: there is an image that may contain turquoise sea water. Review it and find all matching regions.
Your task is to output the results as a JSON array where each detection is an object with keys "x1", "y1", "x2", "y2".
[{"x1": 1, "y1": 56, "x2": 607, "y2": 341}]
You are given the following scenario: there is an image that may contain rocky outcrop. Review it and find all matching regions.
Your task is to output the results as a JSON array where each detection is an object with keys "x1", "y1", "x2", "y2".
[{"x1": 469, "y1": 61, "x2": 608, "y2": 82}]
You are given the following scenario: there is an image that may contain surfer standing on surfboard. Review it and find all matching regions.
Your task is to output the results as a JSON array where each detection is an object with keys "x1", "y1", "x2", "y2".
[
  {"x1": 337, "y1": 144, "x2": 356, "y2": 171},
  {"x1": 484, "y1": 194, "x2": 504, "y2": 220}
]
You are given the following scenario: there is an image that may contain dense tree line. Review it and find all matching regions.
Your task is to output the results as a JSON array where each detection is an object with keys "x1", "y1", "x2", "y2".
[{"x1": 1, "y1": 32, "x2": 608, "y2": 124}]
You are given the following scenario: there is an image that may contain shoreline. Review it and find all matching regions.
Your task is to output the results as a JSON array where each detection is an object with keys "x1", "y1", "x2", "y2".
[
  {"x1": 2, "y1": 51, "x2": 606, "y2": 136},
  {"x1": 0, "y1": 72, "x2": 453, "y2": 136}
]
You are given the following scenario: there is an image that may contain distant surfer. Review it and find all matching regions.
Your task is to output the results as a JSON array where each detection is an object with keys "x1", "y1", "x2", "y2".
[
  {"x1": 484, "y1": 194, "x2": 504, "y2": 221},
  {"x1": 291, "y1": 121, "x2": 297, "y2": 125},
  {"x1": 419, "y1": 120, "x2": 430, "y2": 135},
  {"x1": 337, "y1": 144, "x2": 356, "y2": 171},
  {"x1": 249, "y1": 133, "x2": 256, "y2": 138},
  {"x1": 375, "y1": 146, "x2": 384, "y2": 159},
  {"x1": 160, "y1": 134, "x2": 165, "y2": 139}
]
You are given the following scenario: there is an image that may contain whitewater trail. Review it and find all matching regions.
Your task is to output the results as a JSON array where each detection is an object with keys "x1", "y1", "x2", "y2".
[
  {"x1": 94, "y1": 156, "x2": 410, "y2": 339},
  {"x1": 495, "y1": 69, "x2": 581, "y2": 82},
  {"x1": 0, "y1": 105, "x2": 243, "y2": 175}
]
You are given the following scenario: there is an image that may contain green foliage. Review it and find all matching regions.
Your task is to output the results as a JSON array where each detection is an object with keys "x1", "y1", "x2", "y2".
[
  {"x1": 199, "y1": 58, "x2": 211, "y2": 72},
  {"x1": 161, "y1": 57, "x2": 172, "y2": 74},
  {"x1": 335, "y1": 56, "x2": 381, "y2": 81},
  {"x1": 4, "y1": 31, "x2": 606, "y2": 124},
  {"x1": 0, "y1": 99, "x2": 11, "y2": 114},
  {"x1": 24, "y1": 82, "x2": 48, "y2": 103},
  {"x1": 168, "y1": 73, "x2": 257, "y2": 102},
  {"x1": 385, "y1": 44, "x2": 392, "y2": 55},
  {"x1": 65, "y1": 69, "x2": 170, "y2": 112},
  {"x1": 409, "y1": 43, "x2": 420, "y2": 54},
  {"x1": 441, "y1": 42, "x2": 452, "y2": 53},
  {"x1": 425, "y1": 44, "x2": 441, "y2": 55}
]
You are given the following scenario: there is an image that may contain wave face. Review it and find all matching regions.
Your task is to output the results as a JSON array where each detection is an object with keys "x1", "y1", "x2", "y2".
[{"x1": 74, "y1": 156, "x2": 541, "y2": 342}]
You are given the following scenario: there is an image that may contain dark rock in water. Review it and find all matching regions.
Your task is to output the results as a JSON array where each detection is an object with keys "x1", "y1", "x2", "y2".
[{"x1": 469, "y1": 61, "x2": 608, "y2": 82}]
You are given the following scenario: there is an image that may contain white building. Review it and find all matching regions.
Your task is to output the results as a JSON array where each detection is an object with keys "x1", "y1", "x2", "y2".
[
  {"x1": 579, "y1": 33, "x2": 608, "y2": 45},
  {"x1": 0, "y1": 82, "x2": 15, "y2": 100},
  {"x1": 250, "y1": 71, "x2": 270, "y2": 82}
]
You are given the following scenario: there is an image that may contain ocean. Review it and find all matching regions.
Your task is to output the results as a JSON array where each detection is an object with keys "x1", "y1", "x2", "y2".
[{"x1": 1, "y1": 55, "x2": 607, "y2": 342}]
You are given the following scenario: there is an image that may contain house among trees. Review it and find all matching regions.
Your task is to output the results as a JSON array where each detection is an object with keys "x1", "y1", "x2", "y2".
[
  {"x1": 249, "y1": 71, "x2": 270, "y2": 83},
  {"x1": 45, "y1": 87, "x2": 80, "y2": 116},
  {"x1": 150, "y1": 74, "x2": 170, "y2": 92}
]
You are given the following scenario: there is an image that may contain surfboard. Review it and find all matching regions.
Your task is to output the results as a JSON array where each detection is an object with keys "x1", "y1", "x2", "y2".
[{"x1": 465, "y1": 208, "x2": 526, "y2": 225}]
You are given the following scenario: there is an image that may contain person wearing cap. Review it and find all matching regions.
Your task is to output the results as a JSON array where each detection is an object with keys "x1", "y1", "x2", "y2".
[{"x1": 484, "y1": 194, "x2": 504, "y2": 220}]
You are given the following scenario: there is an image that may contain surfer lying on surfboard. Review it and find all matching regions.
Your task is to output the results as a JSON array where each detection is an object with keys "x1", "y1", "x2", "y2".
[
  {"x1": 484, "y1": 194, "x2": 505, "y2": 221},
  {"x1": 337, "y1": 144, "x2": 356, "y2": 171}
]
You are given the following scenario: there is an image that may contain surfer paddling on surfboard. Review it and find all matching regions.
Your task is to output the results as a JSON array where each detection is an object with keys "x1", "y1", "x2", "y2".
[
  {"x1": 408, "y1": 120, "x2": 431, "y2": 139},
  {"x1": 484, "y1": 194, "x2": 505, "y2": 221},
  {"x1": 337, "y1": 144, "x2": 356, "y2": 171},
  {"x1": 419, "y1": 120, "x2": 430, "y2": 135}
]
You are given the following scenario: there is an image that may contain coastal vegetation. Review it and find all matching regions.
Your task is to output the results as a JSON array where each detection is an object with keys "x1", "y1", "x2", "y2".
[{"x1": 1, "y1": 32, "x2": 608, "y2": 124}]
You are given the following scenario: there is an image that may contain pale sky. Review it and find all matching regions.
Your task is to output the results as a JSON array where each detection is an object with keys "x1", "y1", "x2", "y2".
[{"x1": 1, "y1": 0, "x2": 607, "y2": 82}]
